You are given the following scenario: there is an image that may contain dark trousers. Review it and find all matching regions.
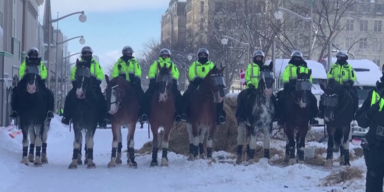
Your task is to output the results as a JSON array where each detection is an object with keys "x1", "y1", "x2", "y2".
[
  {"x1": 366, "y1": 145, "x2": 384, "y2": 192},
  {"x1": 63, "y1": 88, "x2": 75, "y2": 120}
]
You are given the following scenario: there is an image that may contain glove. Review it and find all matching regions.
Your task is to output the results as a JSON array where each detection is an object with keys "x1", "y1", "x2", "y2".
[
  {"x1": 194, "y1": 77, "x2": 203, "y2": 85},
  {"x1": 367, "y1": 102, "x2": 380, "y2": 119},
  {"x1": 248, "y1": 84, "x2": 255, "y2": 89}
]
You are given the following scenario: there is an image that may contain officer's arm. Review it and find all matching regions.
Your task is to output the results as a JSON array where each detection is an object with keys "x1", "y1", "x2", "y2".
[
  {"x1": 19, "y1": 61, "x2": 26, "y2": 79},
  {"x1": 327, "y1": 65, "x2": 334, "y2": 80},
  {"x1": 111, "y1": 61, "x2": 121, "y2": 79},
  {"x1": 282, "y1": 66, "x2": 290, "y2": 84},
  {"x1": 188, "y1": 62, "x2": 196, "y2": 82},
  {"x1": 245, "y1": 65, "x2": 252, "y2": 86},
  {"x1": 134, "y1": 59, "x2": 142, "y2": 78},
  {"x1": 95, "y1": 62, "x2": 104, "y2": 83},
  {"x1": 40, "y1": 63, "x2": 47, "y2": 80},
  {"x1": 172, "y1": 64, "x2": 180, "y2": 80},
  {"x1": 309, "y1": 74, "x2": 313, "y2": 83},
  {"x1": 148, "y1": 61, "x2": 157, "y2": 80},
  {"x1": 350, "y1": 66, "x2": 357, "y2": 83},
  {"x1": 356, "y1": 90, "x2": 373, "y2": 128},
  {"x1": 70, "y1": 66, "x2": 77, "y2": 82}
]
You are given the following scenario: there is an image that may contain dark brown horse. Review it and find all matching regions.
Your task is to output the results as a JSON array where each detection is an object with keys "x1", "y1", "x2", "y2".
[
  {"x1": 186, "y1": 65, "x2": 226, "y2": 161},
  {"x1": 149, "y1": 63, "x2": 175, "y2": 167},
  {"x1": 320, "y1": 80, "x2": 354, "y2": 167},
  {"x1": 283, "y1": 67, "x2": 312, "y2": 165},
  {"x1": 104, "y1": 75, "x2": 140, "y2": 168}
]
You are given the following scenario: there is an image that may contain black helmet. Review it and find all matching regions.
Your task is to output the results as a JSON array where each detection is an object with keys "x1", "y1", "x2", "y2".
[
  {"x1": 159, "y1": 48, "x2": 171, "y2": 57},
  {"x1": 27, "y1": 47, "x2": 39, "y2": 58},
  {"x1": 122, "y1": 46, "x2": 133, "y2": 54},
  {"x1": 197, "y1": 48, "x2": 209, "y2": 56},
  {"x1": 81, "y1": 46, "x2": 93, "y2": 55},
  {"x1": 253, "y1": 50, "x2": 265, "y2": 58},
  {"x1": 336, "y1": 51, "x2": 348, "y2": 58},
  {"x1": 291, "y1": 50, "x2": 303, "y2": 58}
]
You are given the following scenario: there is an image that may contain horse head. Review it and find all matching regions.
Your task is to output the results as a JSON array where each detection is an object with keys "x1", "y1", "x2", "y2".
[
  {"x1": 75, "y1": 58, "x2": 91, "y2": 99},
  {"x1": 156, "y1": 62, "x2": 173, "y2": 102},
  {"x1": 294, "y1": 67, "x2": 312, "y2": 108},
  {"x1": 24, "y1": 57, "x2": 41, "y2": 94},
  {"x1": 105, "y1": 75, "x2": 126, "y2": 115},
  {"x1": 259, "y1": 63, "x2": 275, "y2": 97},
  {"x1": 320, "y1": 79, "x2": 342, "y2": 122},
  {"x1": 202, "y1": 65, "x2": 226, "y2": 103}
]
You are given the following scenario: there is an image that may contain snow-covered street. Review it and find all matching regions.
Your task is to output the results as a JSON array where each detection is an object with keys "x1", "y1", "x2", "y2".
[{"x1": 0, "y1": 115, "x2": 366, "y2": 192}]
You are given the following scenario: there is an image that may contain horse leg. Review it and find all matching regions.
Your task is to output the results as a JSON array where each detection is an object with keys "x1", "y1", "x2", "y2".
[
  {"x1": 161, "y1": 125, "x2": 172, "y2": 167},
  {"x1": 69, "y1": 128, "x2": 82, "y2": 169},
  {"x1": 21, "y1": 126, "x2": 29, "y2": 166},
  {"x1": 127, "y1": 123, "x2": 137, "y2": 168},
  {"x1": 85, "y1": 129, "x2": 96, "y2": 169},
  {"x1": 150, "y1": 123, "x2": 159, "y2": 167},
  {"x1": 108, "y1": 123, "x2": 119, "y2": 168},
  {"x1": 41, "y1": 120, "x2": 49, "y2": 164},
  {"x1": 187, "y1": 123, "x2": 198, "y2": 161},
  {"x1": 198, "y1": 127, "x2": 207, "y2": 159},
  {"x1": 28, "y1": 126, "x2": 35, "y2": 163},
  {"x1": 325, "y1": 125, "x2": 336, "y2": 167},
  {"x1": 236, "y1": 123, "x2": 246, "y2": 164},
  {"x1": 32, "y1": 125, "x2": 42, "y2": 167},
  {"x1": 263, "y1": 125, "x2": 271, "y2": 159},
  {"x1": 297, "y1": 125, "x2": 308, "y2": 164},
  {"x1": 247, "y1": 129, "x2": 257, "y2": 165},
  {"x1": 285, "y1": 125, "x2": 296, "y2": 165},
  {"x1": 116, "y1": 128, "x2": 123, "y2": 165},
  {"x1": 340, "y1": 125, "x2": 351, "y2": 166},
  {"x1": 206, "y1": 125, "x2": 216, "y2": 162},
  {"x1": 77, "y1": 133, "x2": 83, "y2": 165}
]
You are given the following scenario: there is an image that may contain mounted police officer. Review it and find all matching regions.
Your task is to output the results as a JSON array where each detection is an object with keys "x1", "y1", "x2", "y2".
[
  {"x1": 10, "y1": 47, "x2": 54, "y2": 119},
  {"x1": 140, "y1": 48, "x2": 183, "y2": 122},
  {"x1": 235, "y1": 50, "x2": 276, "y2": 123},
  {"x1": 277, "y1": 50, "x2": 319, "y2": 126},
  {"x1": 356, "y1": 65, "x2": 384, "y2": 192},
  {"x1": 181, "y1": 48, "x2": 226, "y2": 125},
  {"x1": 319, "y1": 50, "x2": 358, "y2": 119},
  {"x1": 61, "y1": 46, "x2": 107, "y2": 127},
  {"x1": 111, "y1": 46, "x2": 144, "y2": 116}
]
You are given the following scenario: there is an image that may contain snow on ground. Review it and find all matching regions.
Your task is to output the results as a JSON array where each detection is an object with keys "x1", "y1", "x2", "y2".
[{"x1": 0, "y1": 115, "x2": 366, "y2": 192}]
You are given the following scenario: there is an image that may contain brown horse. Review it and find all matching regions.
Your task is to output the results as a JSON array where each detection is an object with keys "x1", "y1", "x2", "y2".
[
  {"x1": 186, "y1": 65, "x2": 226, "y2": 161},
  {"x1": 149, "y1": 63, "x2": 175, "y2": 167},
  {"x1": 104, "y1": 75, "x2": 140, "y2": 168}
]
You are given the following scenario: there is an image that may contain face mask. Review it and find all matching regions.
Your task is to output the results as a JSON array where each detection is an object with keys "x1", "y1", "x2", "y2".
[
  {"x1": 198, "y1": 57, "x2": 208, "y2": 64},
  {"x1": 82, "y1": 55, "x2": 92, "y2": 62}
]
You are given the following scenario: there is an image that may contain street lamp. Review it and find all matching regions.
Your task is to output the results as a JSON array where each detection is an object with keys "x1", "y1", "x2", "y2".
[
  {"x1": 187, "y1": 55, "x2": 193, "y2": 61},
  {"x1": 274, "y1": 6, "x2": 313, "y2": 59},
  {"x1": 47, "y1": 11, "x2": 86, "y2": 88},
  {"x1": 221, "y1": 35, "x2": 250, "y2": 64}
]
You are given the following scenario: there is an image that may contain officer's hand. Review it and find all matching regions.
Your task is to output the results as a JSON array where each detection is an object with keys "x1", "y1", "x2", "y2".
[
  {"x1": 248, "y1": 84, "x2": 255, "y2": 89},
  {"x1": 367, "y1": 102, "x2": 380, "y2": 118}
]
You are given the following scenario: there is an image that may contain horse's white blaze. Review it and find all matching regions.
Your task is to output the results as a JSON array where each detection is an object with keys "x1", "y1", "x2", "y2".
[
  {"x1": 76, "y1": 88, "x2": 83, "y2": 97},
  {"x1": 237, "y1": 123, "x2": 246, "y2": 145},
  {"x1": 159, "y1": 91, "x2": 168, "y2": 102},
  {"x1": 264, "y1": 88, "x2": 273, "y2": 96},
  {"x1": 109, "y1": 92, "x2": 118, "y2": 114},
  {"x1": 299, "y1": 100, "x2": 306, "y2": 108},
  {"x1": 27, "y1": 84, "x2": 36, "y2": 94}
]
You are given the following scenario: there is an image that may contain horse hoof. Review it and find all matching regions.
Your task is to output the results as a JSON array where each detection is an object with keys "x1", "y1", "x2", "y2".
[
  {"x1": 161, "y1": 158, "x2": 169, "y2": 167},
  {"x1": 77, "y1": 159, "x2": 83, "y2": 165},
  {"x1": 21, "y1": 157, "x2": 29, "y2": 166},
  {"x1": 298, "y1": 160, "x2": 305, "y2": 164},
  {"x1": 28, "y1": 154, "x2": 34, "y2": 163},
  {"x1": 324, "y1": 159, "x2": 333, "y2": 167},
  {"x1": 129, "y1": 161, "x2": 138, "y2": 168},
  {"x1": 247, "y1": 159, "x2": 255, "y2": 165},
  {"x1": 68, "y1": 163, "x2": 77, "y2": 169},
  {"x1": 41, "y1": 154, "x2": 48, "y2": 164},
  {"x1": 199, "y1": 154, "x2": 205, "y2": 159},
  {"x1": 288, "y1": 158, "x2": 296, "y2": 165},
  {"x1": 207, "y1": 157, "x2": 217, "y2": 164},
  {"x1": 107, "y1": 162, "x2": 116, "y2": 168},
  {"x1": 150, "y1": 161, "x2": 158, "y2": 167},
  {"x1": 84, "y1": 159, "x2": 88, "y2": 165},
  {"x1": 115, "y1": 159, "x2": 122, "y2": 165},
  {"x1": 235, "y1": 156, "x2": 242, "y2": 165},
  {"x1": 283, "y1": 156, "x2": 289, "y2": 163},
  {"x1": 187, "y1": 154, "x2": 195, "y2": 161},
  {"x1": 34, "y1": 162, "x2": 42, "y2": 167},
  {"x1": 87, "y1": 163, "x2": 96, "y2": 169}
]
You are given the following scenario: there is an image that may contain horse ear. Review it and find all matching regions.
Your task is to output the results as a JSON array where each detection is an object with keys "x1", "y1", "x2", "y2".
[
  {"x1": 268, "y1": 62, "x2": 273, "y2": 71},
  {"x1": 76, "y1": 58, "x2": 79, "y2": 65},
  {"x1": 219, "y1": 66, "x2": 225, "y2": 74},
  {"x1": 168, "y1": 63, "x2": 173, "y2": 71},
  {"x1": 105, "y1": 75, "x2": 109, "y2": 84},
  {"x1": 308, "y1": 69, "x2": 312, "y2": 76}
]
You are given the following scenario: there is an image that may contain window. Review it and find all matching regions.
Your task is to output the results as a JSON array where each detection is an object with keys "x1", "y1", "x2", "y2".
[
  {"x1": 372, "y1": 56, "x2": 381, "y2": 66},
  {"x1": 346, "y1": 19, "x2": 354, "y2": 31},
  {"x1": 345, "y1": 37, "x2": 354, "y2": 49},
  {"x1": 215, "y1": 2, "x2": 223, "y2": 12},
  {"x1": 200, "y1": 1, "x2": 204, "y2": 14},
  {"x1": 359, "y1": 38, "x2": 368, "y2": 49},
  {"x1": 374, "y1": 38, "x2": 382, "y2": 51},
  {"x1": 360, "y1": 20, "x2": 368, "y2": 32},
  {"x1": 374, "y1": 20, "x2": 382, "y2": 32},
  {"x1": 361, "y1": 3, "x2": 370, "y2": 13},
  {"x1": 200, "y1": 18, "x2": 204, "y2": 30},
  {"x1": 374, "y1": 4, "x2": 384, "y2": 14}
]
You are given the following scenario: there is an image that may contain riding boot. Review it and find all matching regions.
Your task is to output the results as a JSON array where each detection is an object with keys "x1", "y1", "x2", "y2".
[
  {"x1": 277, "y1": 91, "x2": 286, "y2": 126},
  {"x1": 309, "y1": 92, "x2": 319, "y2": 125},
  {"x1": 216, "y1": 101, "x2": 226, "y2": 125},
  {"x1": 235, "y1": 89, "x2": 247, "y2": 123},
  {"x1": 43, "y1": 86, "x2": 54, "y2": 119},
  {"x1": 141, "y1": 86, "x2": 154, "y2": 122},
  {"x1": 10, "y1": 86, "x2": 19, "y2": 118},
  {"x1": 181, "y1": 84, "x2": 195, "y2": 121},
  {"x1": 318, "y1": 97, "x2": 324, "y2": 118},
  {"x1": 173, "y1": 88, "x2": 182, "y2": 122},
  {"x1": 98, "y1": 91, "x2": 107, "y2": 128},
  {"x1": 61, "y1": 89, "x2": 75, "y2": 125},
  {"x1": 350, "y1": 88, "x2": 359, "y2": 119}
]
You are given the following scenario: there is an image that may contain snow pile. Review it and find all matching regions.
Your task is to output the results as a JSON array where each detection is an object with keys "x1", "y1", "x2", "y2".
[{"x1": 0, "y1": 116, "x2": 367, "y2": 192}]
